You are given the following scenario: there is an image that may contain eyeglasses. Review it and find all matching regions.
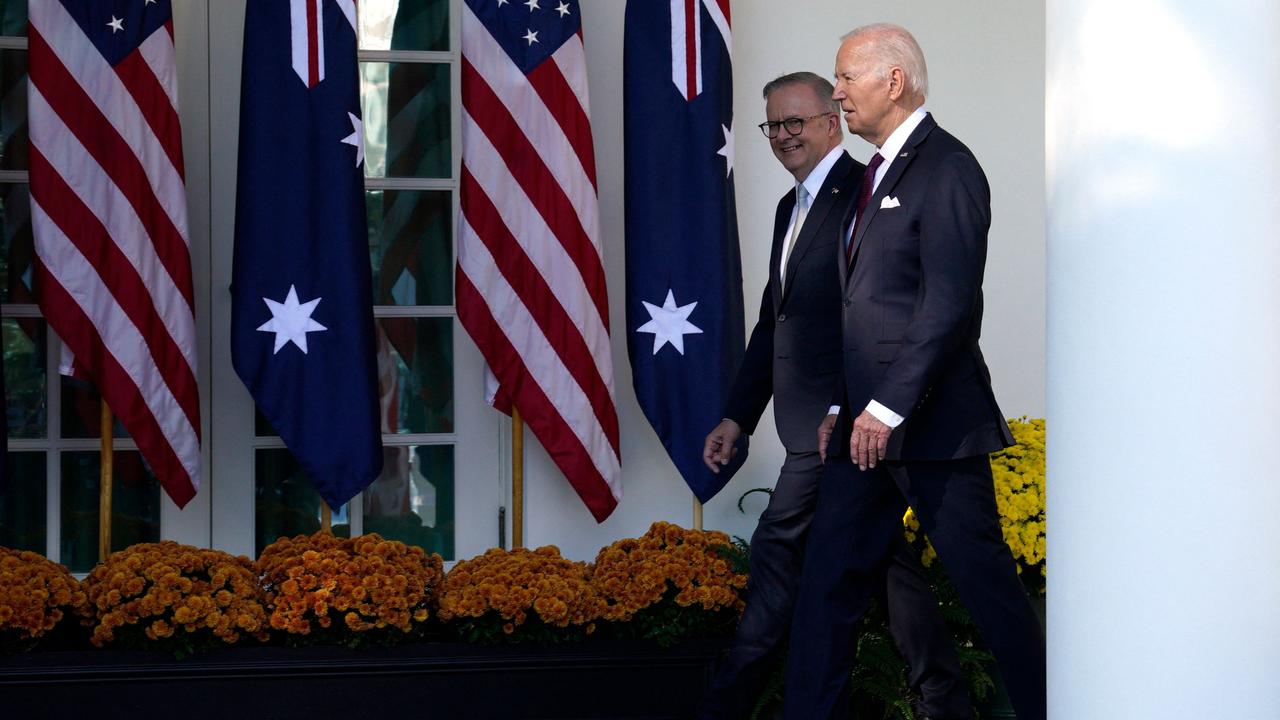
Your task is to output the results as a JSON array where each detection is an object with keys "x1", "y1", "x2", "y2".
[{"x1": 757, "y1": 112, "x2": 835, "y2": 139}]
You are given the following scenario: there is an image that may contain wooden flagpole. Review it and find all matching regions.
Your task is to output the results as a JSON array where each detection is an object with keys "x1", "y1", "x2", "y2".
[
  {"x1": 320, "y1": 503, "x2": 332, "y2": 533},
  {"x1": 692, "y1": 496, "x2": 703, "y2": 531},
  {"x1": 98, "y1": 399, "x2": 113, "y2": 562},
  {"x1": 512, "y1": 409, "x2": 524, "y2": 548}
]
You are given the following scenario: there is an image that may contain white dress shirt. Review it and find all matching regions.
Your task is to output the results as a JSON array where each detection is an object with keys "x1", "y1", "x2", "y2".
[{"x1": 779, "y1": 146, "x2": 845, "y2": 284}]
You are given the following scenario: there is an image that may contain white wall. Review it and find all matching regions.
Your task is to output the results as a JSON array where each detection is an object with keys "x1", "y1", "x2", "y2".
[
  {"x1": 523, "y1": 0, "x2": 1046, "y2": 559},
  {"x1": 1047, "y1": 1, "x2": 1280, "y2": 716}
]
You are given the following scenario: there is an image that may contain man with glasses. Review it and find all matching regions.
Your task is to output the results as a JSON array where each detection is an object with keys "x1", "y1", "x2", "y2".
[{"x1": 697, "y1": 72, "x2": 967, "y2": 720}]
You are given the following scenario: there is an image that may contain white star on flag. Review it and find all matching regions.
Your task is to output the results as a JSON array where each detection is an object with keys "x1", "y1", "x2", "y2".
[
  {"x1": 107, "y1": 16, "x2": 124, "y2": 33},
  {"x1": 716, "y1": 122, "x2": 734, "y2": 178},
  {"x1": 555, "y1": 1, "x2": 571, "y2": 17},
  {"x1": 637, "y1": 289, "x2": 702, "y2": 355},
  {"x1": 340, "y1": 112, "x2": 364, "y2": 167},
  {"x1": 258, "y1": 285, "x2": 327, "y2": 354},
  {"x1": 523, "y1": 29, "x2": 539, "y2": 45},
  {"x1": 525, "y1": 0, "x2": 540, "y2": 10}
]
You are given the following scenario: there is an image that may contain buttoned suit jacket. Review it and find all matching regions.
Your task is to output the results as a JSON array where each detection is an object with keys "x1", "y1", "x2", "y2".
[
  {"x1": 723, "y1": 151, "x2": 863, "y2": 453},
  {"x1": 834, "y1": 114, "x2": 1014, "y2": 460}
]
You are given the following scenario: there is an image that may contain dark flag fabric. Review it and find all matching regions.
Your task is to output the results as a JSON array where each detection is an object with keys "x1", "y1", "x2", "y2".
[
  {"x1": 27, "y1": 0, "x2": 200, "y2": 506},
  {"x1": 457, "y1": 0, "x2": 622, "y2": 522},
  {"x1": 232, "y1": 0, "x2": 382, "y2": 509},
  {"x1": 624, "y1": 0, "x2": 748, "y2": 503}
]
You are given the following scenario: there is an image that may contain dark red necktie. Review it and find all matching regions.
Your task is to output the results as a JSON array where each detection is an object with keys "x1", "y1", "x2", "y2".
[{"x1": 846, "y1": 152, "x2": 885, "y2": 264}]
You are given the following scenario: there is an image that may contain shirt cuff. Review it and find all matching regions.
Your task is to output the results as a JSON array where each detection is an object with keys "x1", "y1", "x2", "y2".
[
  {"x1": 827, "y1": 405, "x2": 841, "y2": 417},
  {"x1": 866, "y1": 400, "x2": 905, "y2": 428}
]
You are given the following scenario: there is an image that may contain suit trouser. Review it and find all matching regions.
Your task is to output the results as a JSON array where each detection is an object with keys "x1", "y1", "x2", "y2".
[
  {"x1": 698, "y1": 450, "x2": 967, "y2": 719},
  {"x1": 784, "y1": 455, "x2": 1047, "y2": 720}
]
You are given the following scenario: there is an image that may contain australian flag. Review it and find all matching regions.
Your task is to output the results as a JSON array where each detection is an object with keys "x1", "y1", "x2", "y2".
[
  {"x1": 232, "y1": 0, "x2": 382, "y2": 509},
  {"x1": 624, "y1": 0, "x2": 748, "y2": 503}
]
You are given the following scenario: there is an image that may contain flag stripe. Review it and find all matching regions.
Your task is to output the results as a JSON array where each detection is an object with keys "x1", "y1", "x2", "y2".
[
  {"x1": 27, "y1": 85, "x2": 198, "y2": 370},
  {"x1": 526, "y1": 53, "x2": 596, "y2": 190},
  {"x1": 114, "y1": 49, "x2": 185, "y2": 178},
  {"x1": 33, "y1": 258, "x2": 195, "y2": 506},
  {"x1": 459, "y1": 0, "x2": 619, "y2": 522},
  {"x1": 460, "y1": 168, "x2": 619, "y2": 452},
  {"x1": 28, "y1": 7, "x2": 190, "y2": 246},
  {"x1": 460, "y1": 13, "x2": 601, "y2": 252},
  {"x1": 458, "y1": 108, "x2": 612, "y2": 385},
  {"x1": 32, "y1": 199, "x2": 200, "y2": 488},
  {"x1": 460, "y1": 61, "x2": 608, "y2": 326},
  {"x1": 683, "y1": 0, "x2": 697, "y2": 98},
  {"x1": 456, "y1": 266, "x2": 620, "y2": 521},
  {"x1": 549, "y1": 35, "x2": 592, "y2": 121},
  {"x1": 29, "y1": 146, "x2": 199, "y2": 430},
  {"x1": 29, "y1": 0, "x2": 201, "y2": 508},
  {"x1": 27, "y1": 26, "x2": 194, "y2": 310},
  {"x1": 137, "y1": 20, "x2": 180, "y2": 112}
]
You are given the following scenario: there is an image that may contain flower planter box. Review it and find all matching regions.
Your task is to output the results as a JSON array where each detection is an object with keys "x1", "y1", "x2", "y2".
[{"x1": 0, "y1": 638, "x2": 728, "y2": 719}]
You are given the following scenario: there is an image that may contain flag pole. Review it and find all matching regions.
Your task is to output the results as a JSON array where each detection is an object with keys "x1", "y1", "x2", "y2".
[
  {"x1": 692, "y1": 496, "x2": 703, "y2": 531},
  {"x1": 512, "y1": 409, "x2": 524, "y2": 548},
  {"x1": 320, "y1": 503, "x2": 332, "y2": 533},
  {"x1": 98, "y1": 399, "x2": 113, "y2": 562}
]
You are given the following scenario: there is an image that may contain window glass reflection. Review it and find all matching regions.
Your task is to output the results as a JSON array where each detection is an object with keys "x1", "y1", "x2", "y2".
[
  {"x1": 376, "y1": 317, "x2": 452, "y2": 434},
  {"x1": 0, "y1": 452, "x2": 46, "y2": 553},
  {"x1": 0, "y1": 184, "x2": 35, "y2": 304},
  {"x1": 360, "y1": 62, "x2": 450, "y2": 179},
  {"x1": 3, "y1": 317, "x2": 45, "y2": 439},
  {"x1": 0, "y1": 48, "x2": 27, "y2": 171},
  {"x1": 255, "y1": 448, "x2": 350, "y2": 556},
  {"x1": 368, "y1": 189, "x2": 452, "y2": 306},
  {"x1": 363, "y1": 444, "x2": 453, "y2": 559},
  {"x1": 60, "y1": 451, "x2": 161, "y2": 573},
  {"x1": 358, "y1": 0, "x2": 449, "y2": 52}
]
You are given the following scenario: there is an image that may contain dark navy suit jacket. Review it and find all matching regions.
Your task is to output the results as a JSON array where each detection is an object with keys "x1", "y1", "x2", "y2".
[
  {"x1": 834, "y1": 114, "x2": 1014, "y2": 461},
  {"x1": 724, "y1": 151, "x2": 863, "y2": 453}
]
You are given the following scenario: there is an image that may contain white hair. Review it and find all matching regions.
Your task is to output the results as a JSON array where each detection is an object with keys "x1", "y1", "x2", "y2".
[{"x1": 841, "y1": 23, "x2": 929, "y2": 99}]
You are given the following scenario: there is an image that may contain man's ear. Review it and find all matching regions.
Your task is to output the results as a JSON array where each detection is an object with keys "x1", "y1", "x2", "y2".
[{"x1": 887, "y1": 66, "x2": 906, "y2": 102}]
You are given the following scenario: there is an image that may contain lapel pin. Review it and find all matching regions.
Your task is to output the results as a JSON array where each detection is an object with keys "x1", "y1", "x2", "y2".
[
  {"x1": 831, "y1": 188, "x2": 839, "y2": 194},
  {"x1": 900, "y1": 152, "x2": 909, "y2": 158}
]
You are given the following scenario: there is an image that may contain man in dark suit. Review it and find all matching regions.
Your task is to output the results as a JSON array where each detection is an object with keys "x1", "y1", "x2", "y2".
[
  {"x1": 784, "y1": 24, "x2": 1047, "y2": 720},
  {"x1": 698, "y1": 72, "x2": 967, "y2": 720}
]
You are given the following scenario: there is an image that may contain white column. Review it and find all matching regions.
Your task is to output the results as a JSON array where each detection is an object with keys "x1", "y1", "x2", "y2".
[{"x1": 1047, "y1": 2, "x2": 1280, "y2": 718}]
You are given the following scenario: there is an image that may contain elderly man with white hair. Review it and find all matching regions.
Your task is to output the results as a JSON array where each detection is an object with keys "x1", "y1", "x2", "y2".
[{"x1": 784, "y1": 23, "x2": 1047, "y2": 720}]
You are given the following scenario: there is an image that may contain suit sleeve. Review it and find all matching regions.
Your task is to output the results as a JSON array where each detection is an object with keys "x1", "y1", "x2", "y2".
[
  {"x1": 873, "y1": 151, "x2": 991, "y2": 417},
  {"x1": 722, "y1": 281, "x2": 775, "y2": 434}
]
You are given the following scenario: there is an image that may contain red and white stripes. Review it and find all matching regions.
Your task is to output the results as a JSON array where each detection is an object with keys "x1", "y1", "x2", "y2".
[
  {"x1": 28, "y1": 0, "x2": 200, "y2": 507},
  {"x1": 670, "y1": 0, "x2": 731, "y2": 101},
  {"x1": 456, "y1": 3, "x2": 621, "y2": 522}
]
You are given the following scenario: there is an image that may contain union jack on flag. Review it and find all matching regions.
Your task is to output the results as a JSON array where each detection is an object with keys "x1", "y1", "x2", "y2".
[
  {"x1": 456, "y1": 0, "x2": 621, "y2": 522},
  {"x1": 27, "y1": 0, "x2": 201, "y2": 507}
]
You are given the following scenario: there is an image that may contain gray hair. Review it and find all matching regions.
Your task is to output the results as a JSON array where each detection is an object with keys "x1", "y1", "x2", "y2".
[
  {"x1": 761, "y1": 71, "x2": 842, "y2": 115},
  {"x1": 841, "y1": 23, "x2": 929, "y2": 99}
]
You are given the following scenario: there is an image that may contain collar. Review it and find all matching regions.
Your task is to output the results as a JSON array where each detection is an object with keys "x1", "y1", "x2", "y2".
[
  {"x1": 797, "y1": 146, "x2": 845, "y2": 201},
  {"x1": 877, "y1": 107, "x2": 928, "y2": 164}
]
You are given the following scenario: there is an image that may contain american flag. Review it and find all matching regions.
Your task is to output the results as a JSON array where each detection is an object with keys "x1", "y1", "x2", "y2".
[
  {"x1": 456, "y1": 0, "x2": 621, "y2": 522},
  {"x1": 27, "y1": 0, "x2": 200, "y2": 508}
]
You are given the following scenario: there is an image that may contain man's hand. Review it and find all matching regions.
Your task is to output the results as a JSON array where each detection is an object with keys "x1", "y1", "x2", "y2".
[
  {"x1": 702, "y1": 419, "x2": 743, "y2": 473},
  {"x1": 817, "y1": 413, "x2": 837, "y2": 462},
  {"x1": 850, "y1": 410, "x2": 891, "y2": 470}
]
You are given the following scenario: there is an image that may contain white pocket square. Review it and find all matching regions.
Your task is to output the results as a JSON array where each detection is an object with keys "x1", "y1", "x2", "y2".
[{"x1": 880, "y1": 196, "x2": 901, "y2": 209}]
